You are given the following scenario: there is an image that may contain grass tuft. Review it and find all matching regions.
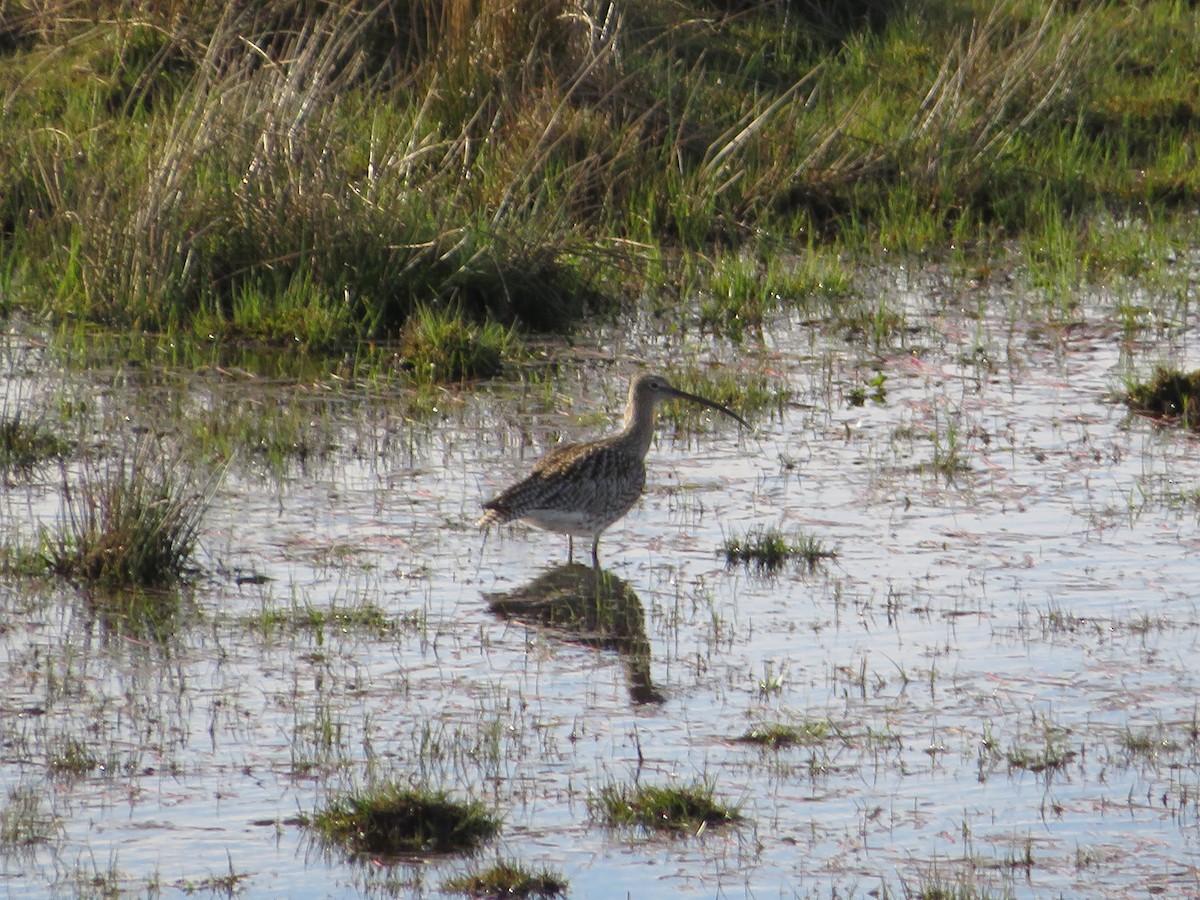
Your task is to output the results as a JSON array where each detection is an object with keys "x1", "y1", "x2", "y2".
[
  {"x1": 735, "y1": 719, "x2": 833, "y2": 749},
  {"x1": 48, "y1": 441, "x2": 214, "y2": 589},
  {"x1": 0, "y1": 785, "x2": 61, "y2": 849},
  {"x1": 443, "y1": 860, "x2": 568, "y2": 898},
  {"x1": 1117, "y1": 725, "x2": 1180, "y2": 761},
  {"x1": 1124, "y1": 366, "x2": 1200, "y2": 432},
  {"x1": 307, "y1": 785, "x2": 501, "y2": 857},
  {"x1": 398, "y1": 306, "x2": 515, "y2": 383},
  {"x1": 721, "y1": 525, "x2": 836, "y2": 572},
  {"x1": 244, "y1": 601, "x2": 424, "y2": 641},
  {"x1": 1005, "y1": 735, "x2": 1075, "y2": 775},
  {"x1": 0, "y1": 410, "x2": 71, "y2": 479},
  {"x1": 911, "y1": 873, "x2": 996, "y2": 900},
  {"x1": 590, "y1": 780, "x2": 741, "y2": 833},
  {"x1": 47, "y1": 738, "x2": 101, "y2": 778}
]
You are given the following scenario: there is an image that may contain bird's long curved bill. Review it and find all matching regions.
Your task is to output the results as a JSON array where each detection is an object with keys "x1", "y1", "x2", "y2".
[{"x1": 668, "y1": 387, "x2": 749, "y2": 428}]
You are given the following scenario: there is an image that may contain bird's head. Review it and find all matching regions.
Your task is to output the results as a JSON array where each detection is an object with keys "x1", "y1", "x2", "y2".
[{"x1": 630, "y1": 373, "x2": 748, "y2": 428}]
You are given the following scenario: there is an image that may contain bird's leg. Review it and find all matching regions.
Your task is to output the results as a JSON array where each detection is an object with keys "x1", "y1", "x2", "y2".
[
  {"x1": 568, "y1": 535, "x2": 574, "y2": 565},
  {"x1": 591, "y1": 537, "x2": 600, "y2": 571}
]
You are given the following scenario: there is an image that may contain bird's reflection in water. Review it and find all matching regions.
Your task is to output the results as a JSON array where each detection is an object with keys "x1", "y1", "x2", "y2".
[{"x1": 485, "y1": 564, "x2": 663, "y2": 705}]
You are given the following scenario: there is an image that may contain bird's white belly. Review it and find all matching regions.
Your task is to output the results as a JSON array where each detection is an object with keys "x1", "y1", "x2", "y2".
[{"x1": 524, "y1": 508, "x2": 619, "y2": 537}]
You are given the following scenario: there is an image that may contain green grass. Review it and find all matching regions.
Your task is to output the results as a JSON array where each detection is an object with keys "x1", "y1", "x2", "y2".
[
  {"x1": 693, "y1": 249, "x2": 854, "y2": 342},
  {"x1": 47, "y1": 738, "x2": 102, "y2": 778},
  {"x1": 910, "y1": 874, "x2": 1000, "y2": 900},
  {"x1": 590, "y1": 780, "x2": 742, "y2": 833},
  {"x1": 1117, "y1": 725, "x2": 1181, "y2": 761},
  {"x1": 0, "y1": 785, "x2": 61, "y2": 849},
  {"x1": 443, "y1": 861, "x2": 568, "y2": 898},
  {"x1": 244, "y1": 601, "x2": 424, "y2": 642},
  {"x1": 848, "y1": 372, "x2": 889, "y2": 407},
  {"x1": 0, "y1": 540, "x2": 57, "y2": 579},
  {"x1": 834, "y1": 296, "x2": 909, "y2": 350},
  {"x1": 1, "y1": 1, "x2": 1197, "y2": 357},
  {"x1": 894, "y1": 411, "x2": 973, "y2": 480},
  {"x1": 1124, "y1": 366, "x2": 1200, "y2": 432},
  {"x1": 735, "y1": 719, "x2": 835, "y2": 749},
  {"x1": 184, "y1": 393, "x2": 341, "y2": 479},
  {"x1": 399, "y1": 305, "x2": 516, "y2": 383},
  {"x1": 0, "y1": 0, "x2": 606, "y2": 347},
  {"x1": 721, "y1": 526, "x2": 837, "y2": 572},
  {"x1": 664, "y1": 368, "x2": 789, "y2": 428},
  {"x1": 173, "y1": 859, "x2": 250, "y2": 897},
  {"x1": 0, "y1": 410, "x2": 71, "y2": 478},
  {"x1": 925, "y1": 416, "x2": 972, "y2": 480},
  {"x1": 46, "y1": 440, "x2": 215, "y2": 590},
  {"x1": 306, "y1": 785, "x2": 501, "y2": 857},
  {"x1": 1005, "y1": 732, "x2": 1074, "y2": 775}
]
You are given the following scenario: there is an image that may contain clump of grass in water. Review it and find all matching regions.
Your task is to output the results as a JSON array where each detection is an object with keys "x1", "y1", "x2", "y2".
[
  {"x1": 1124, "y1": 366, "x2": 1200, "y2": 431},
  {"x1": 735, "y1": 719, "x2": 834, "y2": 749},
  {"x1": 591, "y1": 780, "x2": 741, "y2": 833},
  {"x1": 1117, "y1": 725, "x2": 1180, "y2": 761},
  {"x1": 47, "y1": 737, "x2": 101, "y2": 778},
  {"x1": 0, "y1": 410, "x2": 71, "y2": 479},
  {"x1": 443, "y1": 861, "x2": 568, "y2": 898},
  {"x1": 721, "y1": 525, "x2": 836, "y2": 572},
  {"x1": 1005, "y1": 736, "x2": 1074, "y2": 774},
  {"x1": 245, "y1": 601, "x2": 424, "y2": 641},
  {"x1": 911, "y1": 872, "x2": 995, "y2": 900},
  {"x1": 835, "y1": 296, "x2": 909, "y2": 350},
  {"x1": 398, "y1": 306, "x2": 515, "y2": 383},
  {"x1": 49, "y1": 441, "x2": 214, "y2": 589},
  {"x1": 171, "y1": 858, "x2": 250, "y2": 896},
  {"x1": 0, "y1": 785, "x2": 62, "y2": 849},
  {"x1": 0, "y1": 540, "x2": 57, "y2": 579},
  {"x1": 307, "y1": 785, "x2": 501, "y2": 857}
]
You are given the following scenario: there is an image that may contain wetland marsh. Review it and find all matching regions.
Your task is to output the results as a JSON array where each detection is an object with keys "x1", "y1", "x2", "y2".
[
  {"x1": 4, "y1": 261, "x2": 1200, "y2": 897},
  {"x1": 3, "y1": 0, "x2": 1200, "y2": 896}
]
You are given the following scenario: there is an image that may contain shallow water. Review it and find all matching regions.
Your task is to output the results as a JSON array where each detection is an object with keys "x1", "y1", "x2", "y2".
[{"x1": 2, "y1": 265, "x2": 1200, "y2": 897}]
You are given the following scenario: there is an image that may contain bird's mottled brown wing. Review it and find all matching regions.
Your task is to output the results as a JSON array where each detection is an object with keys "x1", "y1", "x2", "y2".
[{"x1": 482, "y1": 438, "x2": 646, "y2": 527}]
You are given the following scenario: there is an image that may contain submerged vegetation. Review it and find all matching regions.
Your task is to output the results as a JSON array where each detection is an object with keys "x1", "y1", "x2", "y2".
[{"x1": 0, "y1": 0, "x2": 1196, "y2": 370}]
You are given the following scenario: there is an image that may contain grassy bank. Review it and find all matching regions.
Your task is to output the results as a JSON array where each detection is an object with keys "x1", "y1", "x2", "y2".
[{"x1": 1, "y1": 0, "x2": 1196, "y2": 367}]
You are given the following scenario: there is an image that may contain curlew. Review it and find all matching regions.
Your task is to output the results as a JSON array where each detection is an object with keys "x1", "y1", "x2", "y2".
[{"x1": 477, "y1": 373, "x2": 748, "y2": 566}]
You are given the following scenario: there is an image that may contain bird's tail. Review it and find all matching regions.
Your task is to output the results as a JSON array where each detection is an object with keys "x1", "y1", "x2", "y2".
[{"x1": 475, "y1": 506, "x2": 509, "y2": 530}]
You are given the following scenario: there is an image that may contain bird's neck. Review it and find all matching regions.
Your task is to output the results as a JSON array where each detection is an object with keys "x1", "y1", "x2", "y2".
[{"x1": 618, "y1": 394, "x2": 656, "y2": 458}]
